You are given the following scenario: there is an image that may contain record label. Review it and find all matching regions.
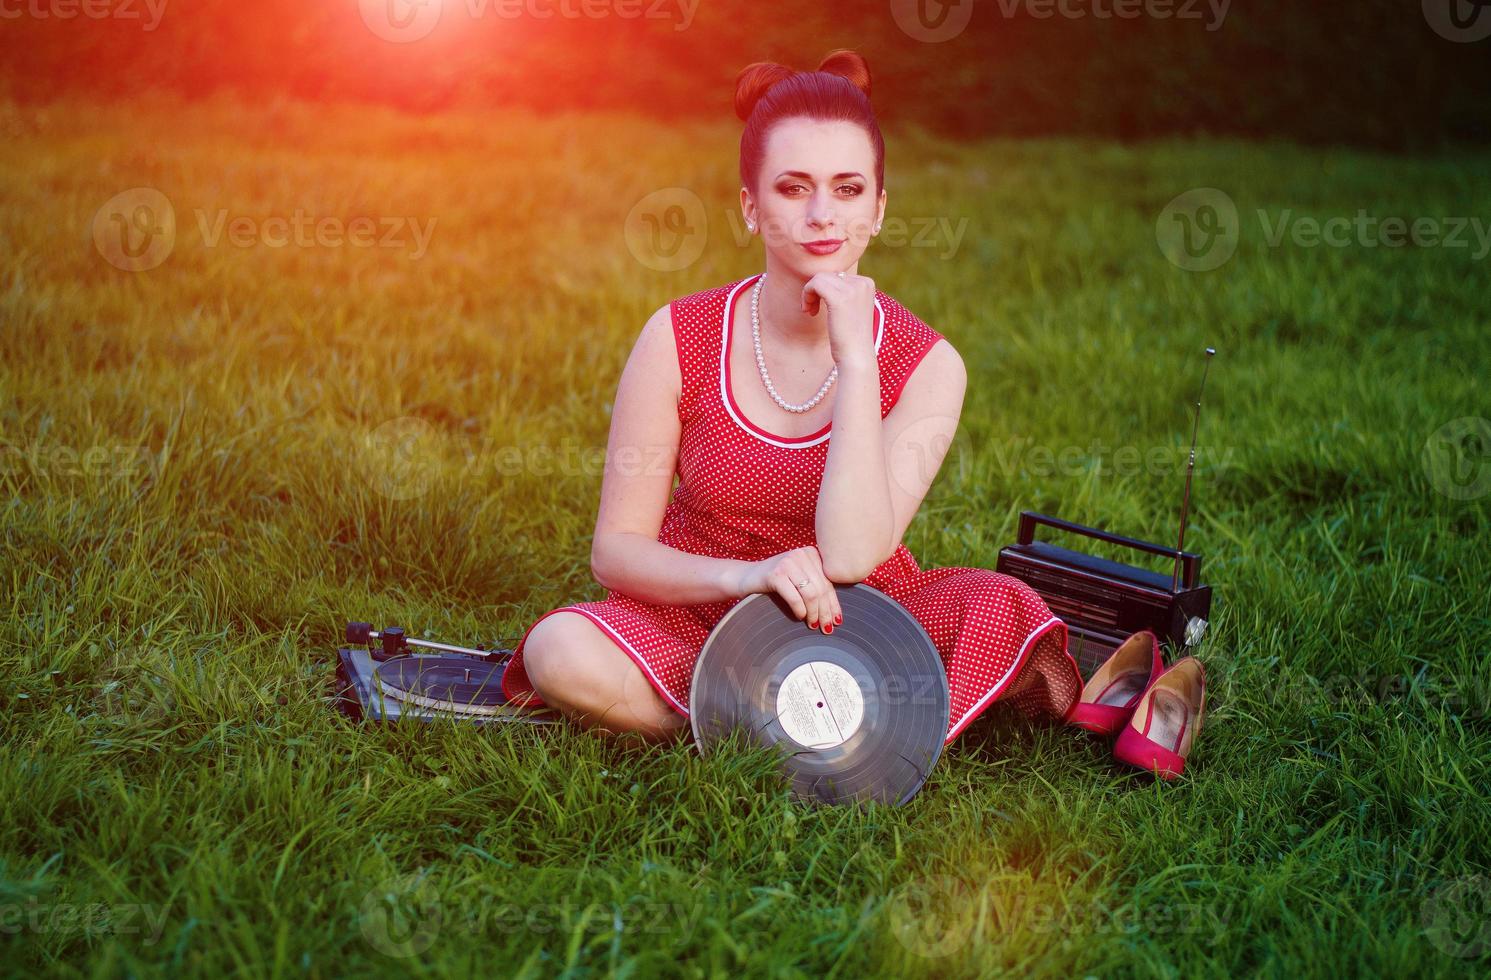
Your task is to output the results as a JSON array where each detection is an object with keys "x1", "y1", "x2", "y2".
[
  {"x1": 776, "y1": 660, "x2": 865, "y2": 749},
  {"x1": 690, "y1": 583, "x2": 951, "y2": 807}
]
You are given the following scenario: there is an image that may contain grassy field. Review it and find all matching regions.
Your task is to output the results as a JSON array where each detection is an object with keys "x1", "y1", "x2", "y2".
[{"x1": 2, "y1": 95, "x2": 1489, "y2": 977}]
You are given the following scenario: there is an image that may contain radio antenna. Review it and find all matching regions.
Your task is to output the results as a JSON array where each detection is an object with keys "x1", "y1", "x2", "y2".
[{"x1": 1171, "y1": 347, "x2": 1216, "y2": 594}]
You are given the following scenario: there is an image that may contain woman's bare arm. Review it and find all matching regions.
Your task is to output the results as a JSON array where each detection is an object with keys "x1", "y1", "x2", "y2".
[
  {"x1": 814, "y1": 351, "x2": 893, "y2": 580},
  {"x1": 588, "y1": 304, "x2": 756, "y2": 604},
  {"x1": 815, "y1": 338, "x2": 967, "y2": 582}
]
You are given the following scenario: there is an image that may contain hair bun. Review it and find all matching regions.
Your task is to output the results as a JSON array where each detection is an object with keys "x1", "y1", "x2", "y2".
[
  {"x1": 816, "y1": 49, "x2": 871, "y2": 101},
  {"x1": 734, "y1": 61, "x2": 795, "y2": 122},
  {"x1": 733, "y1": 49, "x2": 872, "y2": 122}
]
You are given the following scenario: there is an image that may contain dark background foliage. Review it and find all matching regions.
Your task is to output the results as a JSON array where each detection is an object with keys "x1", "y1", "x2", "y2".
[{"x1": 1, "y1": 0, "x2": 1486, "y2": 149}]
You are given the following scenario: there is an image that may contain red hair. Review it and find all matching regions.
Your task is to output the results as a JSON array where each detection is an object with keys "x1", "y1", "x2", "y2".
[{"x1": 735, "y1": 49, "x2": 884, "y2": 198}]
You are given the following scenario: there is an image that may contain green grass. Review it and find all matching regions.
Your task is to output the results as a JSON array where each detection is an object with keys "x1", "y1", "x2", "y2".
[{"x1": 2, "y1": 95, "x2": 1489, "y2": 977}]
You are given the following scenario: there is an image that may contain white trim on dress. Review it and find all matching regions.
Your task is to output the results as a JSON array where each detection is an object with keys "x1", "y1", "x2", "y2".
[
  {"x1": 943, "y1": 615, "x2": 1063, "y2": 743},
  {"x1": 717, "y1": 275, "x2": 886, "y2": 450}
]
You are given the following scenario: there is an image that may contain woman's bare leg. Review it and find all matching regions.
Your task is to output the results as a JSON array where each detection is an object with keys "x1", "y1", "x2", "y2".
[{"x1": 522, "y1": 611, "x2": 690, "y2": 744}]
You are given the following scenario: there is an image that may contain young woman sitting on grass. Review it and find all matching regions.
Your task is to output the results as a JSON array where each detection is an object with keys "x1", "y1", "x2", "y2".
[{"x1": 501, "y1": 49, "x2": 1206, "y2": 779}]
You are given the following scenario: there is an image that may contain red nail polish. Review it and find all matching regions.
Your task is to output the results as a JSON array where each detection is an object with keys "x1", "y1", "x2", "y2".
[
  {"x1": 825, "y1": 625, "x2": 833, "y2": 635},
  {"x1": 809, "y1": 620, "x2": 817, "y2": 629},
  {"x1": 835, "y1": 614, "x2": 842, "y2": 625}
]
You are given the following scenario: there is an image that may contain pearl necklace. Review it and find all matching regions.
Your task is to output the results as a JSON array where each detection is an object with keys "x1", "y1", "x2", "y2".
[{"x1": 751, "y1": 273, "x2": 837, "y2": 414}]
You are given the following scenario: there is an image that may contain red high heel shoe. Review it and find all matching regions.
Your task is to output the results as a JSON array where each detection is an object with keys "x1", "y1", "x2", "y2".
[
  {"x1": 1064, "y1": 630, "x2": 1164, "y2": 736},
  {"x1": 1113, "y1": 656, "x2": 1206, "y2": 780}
]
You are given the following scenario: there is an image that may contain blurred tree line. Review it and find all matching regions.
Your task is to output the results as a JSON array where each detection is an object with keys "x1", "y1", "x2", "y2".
[{"x1": 0, "y1": 0, "x2": 1484, "y2": 149}]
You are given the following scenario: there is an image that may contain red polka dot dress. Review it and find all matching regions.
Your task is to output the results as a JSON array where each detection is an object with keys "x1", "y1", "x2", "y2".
[{"x1": 502, "y1": 273, "x2": 1082, "y2": 744}]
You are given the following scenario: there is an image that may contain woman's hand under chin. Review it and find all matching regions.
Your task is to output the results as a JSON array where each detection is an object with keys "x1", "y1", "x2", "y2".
[{"x1": 801, "y1": 271, "x2": 876, "y2": 368}]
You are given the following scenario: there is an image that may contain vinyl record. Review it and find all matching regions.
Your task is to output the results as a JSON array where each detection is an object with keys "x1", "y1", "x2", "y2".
[
  {"x1": 689, "y1": 583, "x2": 949, "y2": 807},
  {"x1": 374, "y1": 654, "x2": 541, "y2": 719}
]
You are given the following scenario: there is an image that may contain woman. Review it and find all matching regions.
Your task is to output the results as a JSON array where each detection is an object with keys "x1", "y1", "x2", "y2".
[{"x1": 501, "y1": 49, "x2": 1084, "y2": 747}]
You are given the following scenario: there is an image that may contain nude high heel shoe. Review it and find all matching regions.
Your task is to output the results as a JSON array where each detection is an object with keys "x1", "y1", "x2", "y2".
[
  {"x1": 1112, "y1": 656, "x2": 1206, "y2": 780},
  {"x1": 1064, "y1": 630, "x2": 1164, "y2": 736}
]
